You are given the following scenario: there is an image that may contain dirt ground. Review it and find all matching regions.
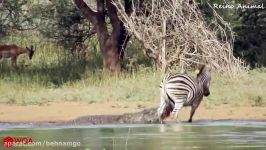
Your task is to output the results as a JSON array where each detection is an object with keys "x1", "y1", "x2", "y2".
[{"x1": 0, "y1": 101, "x2": 266, "y2": 122}]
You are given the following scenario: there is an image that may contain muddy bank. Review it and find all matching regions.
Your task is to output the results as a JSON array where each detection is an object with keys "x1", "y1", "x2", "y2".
[{"x1": 1, "y1": 102, "x2": 266, "y2": 127}]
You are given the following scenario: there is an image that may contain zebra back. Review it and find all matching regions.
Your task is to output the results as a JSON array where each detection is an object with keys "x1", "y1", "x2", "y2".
[{"x1": 162, "y1": 73, "x2": 198, "y2": 105}]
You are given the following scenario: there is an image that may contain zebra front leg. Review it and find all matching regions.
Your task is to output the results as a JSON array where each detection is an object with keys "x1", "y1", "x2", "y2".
[
  {"x1": 188, "y1": 105, "x2": 198, "y2": 122},
  {"x1": 188, "y1": 108, "x2": 195, "y2": 122}
]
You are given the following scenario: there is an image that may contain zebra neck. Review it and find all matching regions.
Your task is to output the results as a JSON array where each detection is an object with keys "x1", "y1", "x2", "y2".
[{"x1": 196, "y1": 76, "x2": 205, "y2": 88}]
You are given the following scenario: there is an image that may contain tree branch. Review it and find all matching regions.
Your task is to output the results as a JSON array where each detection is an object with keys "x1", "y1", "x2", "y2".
[
  {"x1": 95, "y1": 0, "x2": 109, "y2": 48},
  {"x1": 106, "y1": 0, "x2": 121, "y2": 34},
  {"x1": 73, "y1": 0, "x2": 97, "y2": 25}
]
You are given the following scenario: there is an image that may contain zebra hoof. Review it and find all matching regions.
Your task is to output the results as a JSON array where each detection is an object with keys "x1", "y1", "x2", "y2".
[{"x1": 188, "y1": 119, "x2": 192, "y2": 123}]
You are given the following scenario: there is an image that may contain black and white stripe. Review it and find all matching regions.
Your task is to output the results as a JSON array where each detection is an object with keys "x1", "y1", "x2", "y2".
[{"x1": 158, "y1": 65, "x2": 211, "y2": 123}]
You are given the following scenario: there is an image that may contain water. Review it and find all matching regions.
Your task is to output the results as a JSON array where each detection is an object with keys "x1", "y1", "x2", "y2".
[{"x1": 0, "y1": 120, "x2": 266, "y2": 150}]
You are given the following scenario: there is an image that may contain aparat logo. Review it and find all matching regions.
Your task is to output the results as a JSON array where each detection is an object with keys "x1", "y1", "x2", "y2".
[{"x1": 2, "y1": 136, "x2": 33, "y2": 148}]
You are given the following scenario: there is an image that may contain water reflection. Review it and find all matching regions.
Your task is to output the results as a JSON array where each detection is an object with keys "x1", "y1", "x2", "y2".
[{"x1": 0, "y1": 121, "x2": 266, "y2": 150}]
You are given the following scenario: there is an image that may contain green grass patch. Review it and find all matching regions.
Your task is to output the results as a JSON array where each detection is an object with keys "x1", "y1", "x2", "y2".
[
  {"x1": 0, "y1": 35, "x2": 265, "y2": 106},
  {"x1": 0, "y1": 63, "x2": 265, "y2": 106},
  {"x1": 205, "y1": 69, "x2": 266, "y2": 107}
]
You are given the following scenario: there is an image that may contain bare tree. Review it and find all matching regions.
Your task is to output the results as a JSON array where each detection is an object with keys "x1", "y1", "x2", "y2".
[
  {"x1": 113, "y1": 0, "x2": 245, "y2": 75},
  {"x1": 73, "y1": 0, "x2": 131, "y2": 73}
]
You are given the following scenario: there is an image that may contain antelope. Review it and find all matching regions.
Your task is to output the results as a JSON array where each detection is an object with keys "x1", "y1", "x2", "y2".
[{"x1": 0, "y1": 44, "x2": 35, "y2": 66}]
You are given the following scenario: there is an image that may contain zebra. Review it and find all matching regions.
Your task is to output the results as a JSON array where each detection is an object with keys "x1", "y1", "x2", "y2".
[{"x1": 157, "y1": 64, "x2": 211, "y2": 123}]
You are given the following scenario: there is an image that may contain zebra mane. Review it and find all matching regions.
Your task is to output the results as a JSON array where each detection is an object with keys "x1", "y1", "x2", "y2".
[
  {"x1": 197, "y1": 65, "x2": 206, "y2": 78},
  {"x1": 197, "y1": 64, "x2": 211, "y2": 77}
]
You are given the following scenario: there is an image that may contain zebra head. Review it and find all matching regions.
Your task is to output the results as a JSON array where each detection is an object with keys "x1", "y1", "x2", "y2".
[{"x1": 197, "y1": 64, "x2": 211, "y2": 96}]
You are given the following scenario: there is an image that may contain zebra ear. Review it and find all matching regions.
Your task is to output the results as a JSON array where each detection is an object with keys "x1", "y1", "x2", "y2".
[
  {"x1": 196, "y1": 64, "x2": 205, "y2": 76},
  {"x1": 195, "y1": 64, "x2": 200, "y2": 74},
  {"x1": 195, "y1": 68, "x2": 200, "y2": 75}
]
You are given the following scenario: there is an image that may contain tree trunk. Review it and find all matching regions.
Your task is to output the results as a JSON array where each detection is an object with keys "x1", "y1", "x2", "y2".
[
  {"x1": 73, "y1": 0, "x2": 130, "y2": 73},
  {"x1": 102, "y1": 38, "x2": 121, "y2": 72}
]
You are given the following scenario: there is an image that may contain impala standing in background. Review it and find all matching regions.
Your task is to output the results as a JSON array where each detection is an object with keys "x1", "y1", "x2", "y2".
[{"x1": 0, "y1": 44, "x2": 35, "y2": 66}]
